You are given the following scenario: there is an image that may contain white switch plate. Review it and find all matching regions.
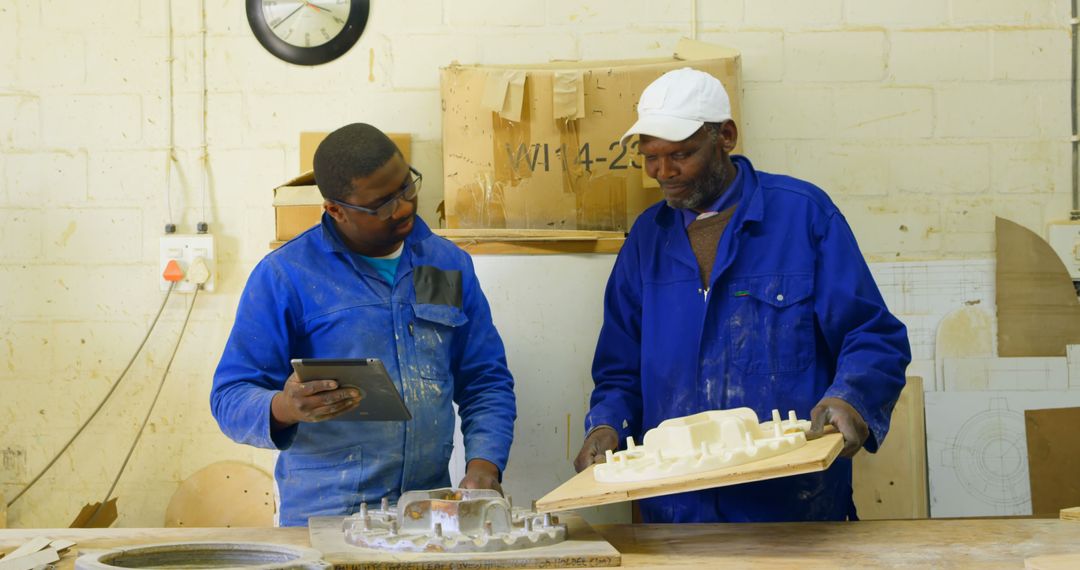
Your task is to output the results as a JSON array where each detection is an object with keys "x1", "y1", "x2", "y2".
[
  {"x1": 159, "y1": 234, "x2": 215, "y2": 293},
  {"x1": 1047, "y1": 222, "x2": 1080, "y2": 280}
]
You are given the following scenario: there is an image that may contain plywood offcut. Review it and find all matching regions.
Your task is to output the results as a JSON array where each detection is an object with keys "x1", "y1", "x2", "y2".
[
  {"x1": 70, "y1": 499, "x2": 117, "y2": 529},
  {"x1": 995, "y1": 217, "x2": 1080, "y2": 357},
  {"x1": 309, "y1": 512, "x2": 619, "y2": 569},
  {"x1": 164, "y1": 461, "x2": 275, "y2": 528},
  {"x1": 1061, "y1": 507, "x2": 1080, "y2": 520},
  {"x1": 536, "y1": 433, "x2": 843, "y2": 513},
  {"x1": 1025, "y1": 407, "x2": 1080, "y2": 518},
  {"x1": 853, "y1": 376, "x2": 929, "y2": 520},
  {"x1": 1026, "y1": 554, "x2": 1080, "y2": 570},
  {"x1": 0, "y1": 547, "x2": 58, "y2": 570}
]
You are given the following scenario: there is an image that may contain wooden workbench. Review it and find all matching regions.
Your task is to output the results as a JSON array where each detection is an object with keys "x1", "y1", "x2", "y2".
[{"x1": 1, "y1": 519, "x2": 1077, "y2": 569}]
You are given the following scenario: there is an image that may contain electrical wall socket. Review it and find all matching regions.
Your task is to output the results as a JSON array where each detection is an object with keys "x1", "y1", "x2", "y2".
[{"x1": 159, "y1": 234, "x2": 216, "y2": 293}]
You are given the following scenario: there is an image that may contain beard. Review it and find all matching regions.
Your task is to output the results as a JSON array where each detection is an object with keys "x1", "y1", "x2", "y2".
[{"x1": 662, "y1": 159, "x2": 730, "y2": 211}]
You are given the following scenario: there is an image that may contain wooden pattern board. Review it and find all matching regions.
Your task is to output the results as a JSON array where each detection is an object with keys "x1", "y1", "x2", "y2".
[
  {"x1": 1025, "y1": 407, "x2": 1080, "y2": 518},
  {"x1": 935, "y1": 306, "x2": 996, "y2": 391},
  {"x1": 995, "y1": 217, "x2": 1080, "y2": 357},
  {"x1": 536, "y1": 433, "x2": 843, "y2": 513},
  {"x1": 164, "y1": 461, "x2": 275, "y2": 528},
  {"x1": 308, "y1": 513, "x2": 619, "y2": 569},
  {"x1": 852, "y1": 376, "x2": 929, "y2": 520}
]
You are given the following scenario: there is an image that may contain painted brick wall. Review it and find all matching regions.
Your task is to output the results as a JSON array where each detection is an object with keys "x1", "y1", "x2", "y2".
[{"x1": 0, "y1": 0, "x2": 1072, "y2": 526}]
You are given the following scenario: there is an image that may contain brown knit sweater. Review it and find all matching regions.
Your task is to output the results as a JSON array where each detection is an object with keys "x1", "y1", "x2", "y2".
[{"x1": 686, "y1": 205, "x2": 738, "y2": 289}]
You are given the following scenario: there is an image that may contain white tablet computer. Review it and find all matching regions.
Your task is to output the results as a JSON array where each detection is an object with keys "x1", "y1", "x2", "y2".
[{"x1": 289, "y1": 358, "x2": 412, "y2": 421}]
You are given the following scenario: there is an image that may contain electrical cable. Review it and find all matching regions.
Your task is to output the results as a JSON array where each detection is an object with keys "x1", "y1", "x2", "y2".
[
  {"x1": 87, "y1": 287, "x2": 200, "y2": 523},
  {"x1": 5, "y1": 283, "x2": 176, "y2": 509}
]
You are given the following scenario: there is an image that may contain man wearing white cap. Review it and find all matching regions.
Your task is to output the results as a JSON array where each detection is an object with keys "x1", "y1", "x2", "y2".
[{"x1": 573, "y1": 68, "x2": 911, "y2": 522}]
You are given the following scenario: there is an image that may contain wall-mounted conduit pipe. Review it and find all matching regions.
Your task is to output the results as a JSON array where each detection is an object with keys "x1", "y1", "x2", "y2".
[{"x1": 1072, "y1": 0, "x2": 1079, "y2": 219}]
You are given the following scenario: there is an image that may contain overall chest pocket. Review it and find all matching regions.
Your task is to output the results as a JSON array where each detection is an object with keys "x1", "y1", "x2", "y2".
[
  {"x1": 728, "y1": 274, "x2": 815, "y2": 374},
  {"x1": 411, "y1": 303, "x2": 468, "y2": 380}
]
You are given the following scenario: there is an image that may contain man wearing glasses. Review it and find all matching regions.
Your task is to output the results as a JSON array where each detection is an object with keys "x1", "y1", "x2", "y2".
[{"x1": 211, "y1": 123, "x2": 516, "y2": 526}]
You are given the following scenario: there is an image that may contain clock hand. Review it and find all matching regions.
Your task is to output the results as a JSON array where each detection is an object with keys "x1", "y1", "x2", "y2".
[
  {"x1": 272, "y1": 3, "x2": 306, "y2": 29},
  {"x1": 305, "y1": 1, "x2": 332, "y2": 12}
]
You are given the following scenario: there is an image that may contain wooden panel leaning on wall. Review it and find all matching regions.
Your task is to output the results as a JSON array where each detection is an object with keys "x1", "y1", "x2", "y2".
[
  {"x1": 852, "y1": 376, "x2": 929, "y2": 520},
  {"x1": 1025, "y1": 407, "x2": 1080, "y2": 518}
]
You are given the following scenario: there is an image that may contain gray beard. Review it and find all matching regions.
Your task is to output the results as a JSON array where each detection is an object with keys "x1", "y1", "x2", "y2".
[{"x1": 663, "y1": 160, "x2": 730, "y2": 210}]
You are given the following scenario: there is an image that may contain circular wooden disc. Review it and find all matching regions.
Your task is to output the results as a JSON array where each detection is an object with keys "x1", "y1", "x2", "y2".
[{"x1": 164, "y1": 461, "x2": 275, "y2": 528}]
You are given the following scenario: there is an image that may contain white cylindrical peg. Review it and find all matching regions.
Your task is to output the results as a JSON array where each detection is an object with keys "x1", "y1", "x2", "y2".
[
  {"x1": 605, "y1": 449, "x2": 614, "y2": 462},
  {"x1": 627, "y1": 436, "x2": 636, "y2": 450},
  {"x1": 771, "y1": 409, "x2": 781, "y2": 423}
]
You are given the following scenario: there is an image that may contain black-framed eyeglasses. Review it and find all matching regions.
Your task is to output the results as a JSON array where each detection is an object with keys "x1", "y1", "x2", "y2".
[{"x1": 329, "y1": 166, "x2": 423, "y2": 221}]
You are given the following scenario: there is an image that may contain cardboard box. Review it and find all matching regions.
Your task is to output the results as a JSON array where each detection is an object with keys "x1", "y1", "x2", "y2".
[
  {"x1": 273, "y1": 171, "x2": 322, "y2": 242},
  {"x1": 272, "y1": 133, "x2": 412, "y2": 242},
  {"x1": 441, "y1": 38, "x2": 741, "y2": 231}
]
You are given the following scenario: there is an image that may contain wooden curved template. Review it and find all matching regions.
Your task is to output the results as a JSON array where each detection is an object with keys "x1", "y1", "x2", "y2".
[
  {"x1": 935, "y1": 306, "x2": 995, "y2": 390},
  {"x1": 995, "y1": 217, "x2": 1080, "y2": 356},
  {"x1": 164, "y1": 461, "x2": 275, "y2": 528}
]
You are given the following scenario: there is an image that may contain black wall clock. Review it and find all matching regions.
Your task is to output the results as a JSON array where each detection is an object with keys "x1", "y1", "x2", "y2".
[{"x1": 247, "y1": 0, "x2": 370, "y2": 66}]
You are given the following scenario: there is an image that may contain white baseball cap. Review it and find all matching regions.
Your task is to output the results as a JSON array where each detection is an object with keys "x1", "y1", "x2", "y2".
[{"x1": 620, "y1": 67, "x2": 732, "y2": 144}]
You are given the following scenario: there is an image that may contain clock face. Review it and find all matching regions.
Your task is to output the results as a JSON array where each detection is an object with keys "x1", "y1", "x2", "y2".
[
  {"x1": 247, "y1": 0, "x2": 369, "y2": 66},
  {"x1": 262, "y1": 0, "x2": 350, "y2": 48}
]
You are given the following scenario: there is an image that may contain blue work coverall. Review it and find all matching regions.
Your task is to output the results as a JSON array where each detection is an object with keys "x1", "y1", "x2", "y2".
[
  {"x1": 211, "y1": 214, "x2": 516, "y2": 526},
  {"x1": 585, "y1": 156, "x2": 911, "y2": 523}
]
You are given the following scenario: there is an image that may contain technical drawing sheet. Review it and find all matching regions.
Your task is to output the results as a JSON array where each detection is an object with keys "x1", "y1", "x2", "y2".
[{"x1": 926, "y1": 390, "x2": 1080, "y2": 517}]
